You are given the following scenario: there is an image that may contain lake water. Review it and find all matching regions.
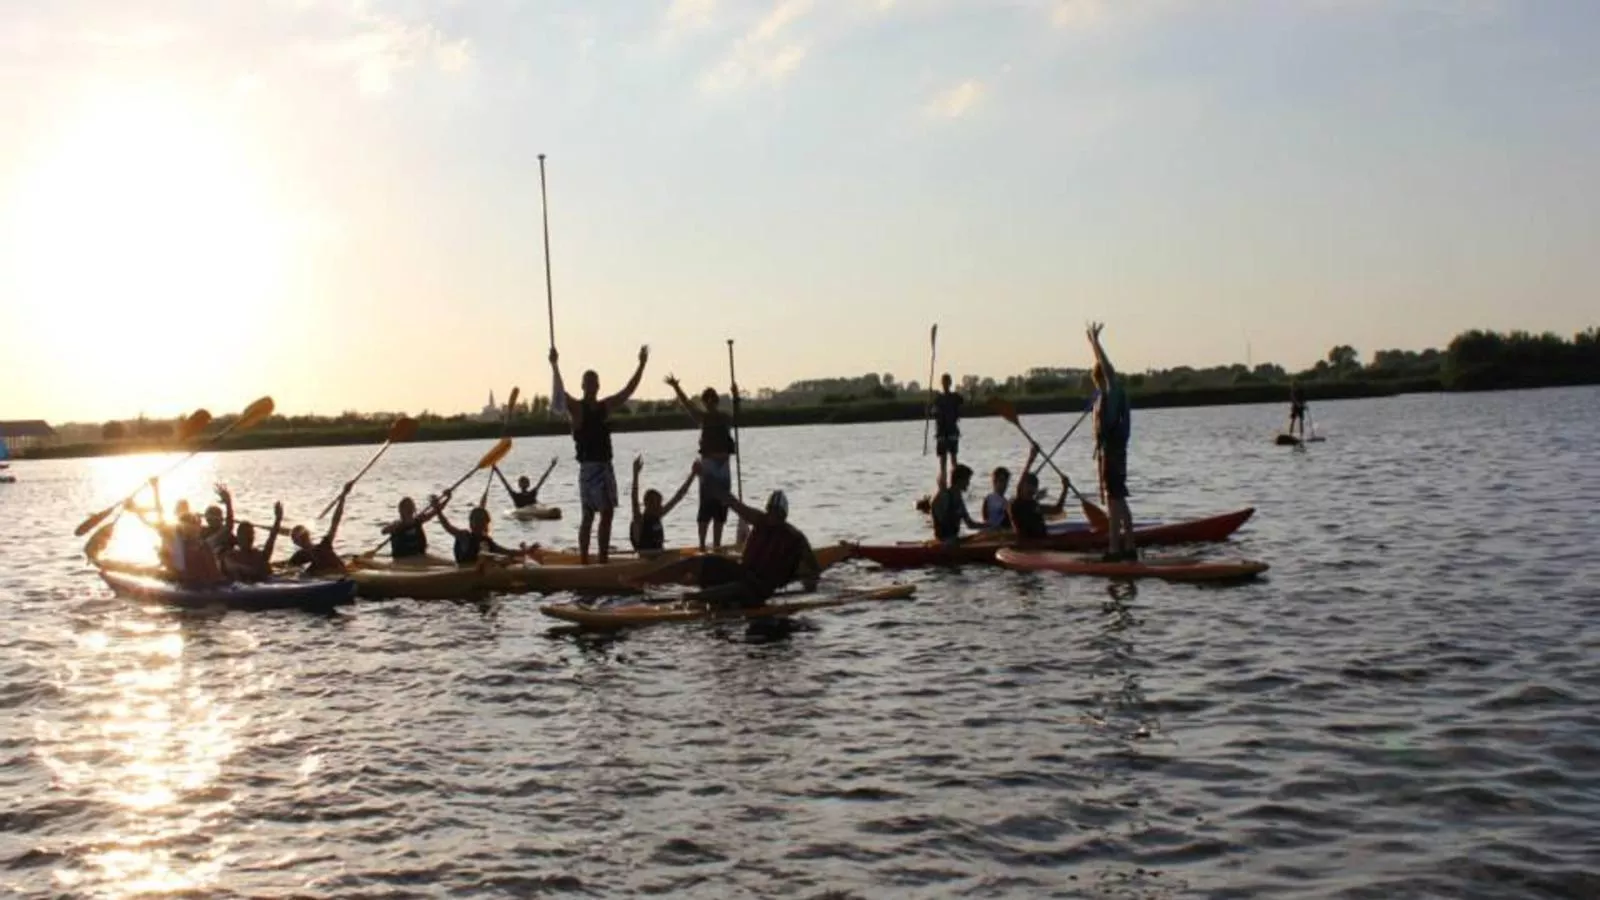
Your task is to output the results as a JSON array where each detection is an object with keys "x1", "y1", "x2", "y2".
[{"x1": 2, "y1": 387, "x2": 1597, "y2": 899}]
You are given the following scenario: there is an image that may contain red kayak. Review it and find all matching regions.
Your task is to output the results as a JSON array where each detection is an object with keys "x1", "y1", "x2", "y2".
[{"x1": 854, "y1": 507, "x2": 1255, "y2": 568}]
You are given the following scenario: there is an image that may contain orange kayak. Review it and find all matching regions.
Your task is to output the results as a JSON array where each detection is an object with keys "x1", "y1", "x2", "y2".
[{"x1": 995, "y1": 548, "x2": 1268, "y2": 582}]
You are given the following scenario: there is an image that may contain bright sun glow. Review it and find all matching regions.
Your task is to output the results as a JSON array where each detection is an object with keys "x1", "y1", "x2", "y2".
[{"x1": 8, "y1": 85, "x2": 286, "y2": 418}]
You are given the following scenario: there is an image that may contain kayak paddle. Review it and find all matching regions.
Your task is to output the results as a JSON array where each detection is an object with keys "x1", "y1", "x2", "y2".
[
  {"x1": 315, "y1": 416, "x2": 420, "y2": 520},
  {"x1": 74, "y1": 398, "x2": 274, "y2": 537},
  {"x1": 728, "y1": 339, "x2": 750, "y2": 547},
  {"x1": 1030, "y1": 393, "x2": 1096, "y2": 478},
  {"x1": 988, "y1": 397, "x2": 1109, "y2": 531},
  {"x1": 361, "y1": 437, "x2": 513, "y2": 558}
]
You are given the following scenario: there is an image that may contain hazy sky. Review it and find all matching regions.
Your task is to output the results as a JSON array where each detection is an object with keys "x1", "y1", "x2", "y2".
[{"x1": 1, "y1": 0, "x2": 1596, "y2": 422}]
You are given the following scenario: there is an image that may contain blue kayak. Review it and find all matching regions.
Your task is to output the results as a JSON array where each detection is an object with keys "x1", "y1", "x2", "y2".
[{"x1": 99, "y1": 567, "x2": 356, "y2": 611}]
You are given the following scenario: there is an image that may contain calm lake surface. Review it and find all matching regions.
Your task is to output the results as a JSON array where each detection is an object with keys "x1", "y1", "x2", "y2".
[{"x1": 2, "y1": 388, "x2": 1597, "y2": 899}]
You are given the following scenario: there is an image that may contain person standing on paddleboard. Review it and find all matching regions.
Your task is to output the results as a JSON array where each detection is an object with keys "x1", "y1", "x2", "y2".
[
  {"x1": 1087, "y1": 322, "x2": 1136, "y2": 561},
  {"x1": 932, "y1": 373, "x2": 963, "y2": 480},
  {"x1": 550, "y1": 345, "x2": 649, "y2": 565},
  {"x1": 1287, "y1": 380, "x2": 1308, "y2": 440},
  {"x1": 664, "y1": 374, "x2": 737, "y2": 552}
]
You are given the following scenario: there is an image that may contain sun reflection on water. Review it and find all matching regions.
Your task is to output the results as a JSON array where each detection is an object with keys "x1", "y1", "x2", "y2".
[
  {"x1": 39, "y1": 610, "x2": 246, "y2": 898},
  {"x1": 87, "y1": 453, "x2": 219, "y2": 565}
]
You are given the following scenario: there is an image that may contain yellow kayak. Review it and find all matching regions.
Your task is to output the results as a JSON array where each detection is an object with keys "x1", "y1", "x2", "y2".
[
  {"x1": 540, "y1": 583, "x2": 916, "y2": 629},
  {"x1": 346, "y1": 544, "x2": 856, "y2": 601}
]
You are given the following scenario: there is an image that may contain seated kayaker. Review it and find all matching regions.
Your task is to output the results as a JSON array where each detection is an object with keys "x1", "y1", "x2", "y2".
[
  {"x1": 931, "y1": 464, "x2": 983, "y2": 547},
  {"x1": 982, "y1": 466, "x2": 1012, "y2": 530},
  {"x1": 436, "y1": 502, "x2": 532, "y2": 565},
  {"x1": 631, "y1": 485, "x2": 820, "y2": 608},
  {"x1": 288, "y1": 481, "x2": 354, "y2": 576},
  {"x1": 381, "y1": 494, "x2": 444, "y2": 560},
  {"x1": 127, "y1": 477, "x2": 226, "y2": 587},
  {"x1": 629, "y1": 456, "x2": 698, "y2": 554},
  {"x1": 204, "y1": 485, "x2": 237, "y2": 556},
  {"x1": 221, "y1": 502, "x2": 284, "y2": 582}
]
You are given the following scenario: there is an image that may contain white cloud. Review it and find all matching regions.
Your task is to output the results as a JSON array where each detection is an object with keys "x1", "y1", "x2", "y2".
[
  {"x1": 699, "y1": 0, "x2": 815, "y2": 93},
  {"x1": 926, "y1": 79, "x2": 983, "y2": 119},
  {"x1": 298, "y1": 10, "x2": 472, "y2": 95},
  {"x1": 664, "y1": 0, "x2": 720, "y2": 35},
  {"x1": 1051, "y1": 0, "x2": 1109, "y2": 30}
]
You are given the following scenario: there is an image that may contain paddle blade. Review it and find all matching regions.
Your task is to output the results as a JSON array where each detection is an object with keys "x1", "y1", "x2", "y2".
[
  {"x1": 987, "y1": 396, "x2": 1020, "y2": 425},
  {"x1": 235, "y1": 396, "x2": 276, "y2": 431},
  {"x1": 930, "y1": 323, "x2": 938, "y2": 345},
  {"x1": 477, "y1": 437, "x2": 513, "y2": 470},
  {"x1": 74, "y1": 504, "x2": 116, "y2": 538},
  {"x1": 506, "y1": 387, "x2": 521, "y2": 413},
  {"x1": 1081, "y1": 500, "x2": 1110, "y2": 532},
  {"x1": 176, "y1": 409, "x2": 213, "y2": 442},
  {"x1": 388, "y1": 416, "x2": 420, "y2": 442},
  {"x1": 83, "y1": 520, "x2": 117, "y2": 562}
]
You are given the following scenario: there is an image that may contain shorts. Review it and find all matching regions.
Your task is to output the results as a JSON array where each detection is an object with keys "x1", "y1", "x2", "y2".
[
  {"x1": 1290, "y1": 404, "x2": 1306, "y2": 422},
  {"x1": 579, "y1": 461, "x2": 618, "y2": 513},
  {"x1": 1099, "y1": 445, "x2": 1130, "y2": 500},
  {"x1": 936, "y1": 434, "x2": 960, "y2": 458},
  {"x1": 697, "y1": 455, "x2": 732, "y2": 525}
]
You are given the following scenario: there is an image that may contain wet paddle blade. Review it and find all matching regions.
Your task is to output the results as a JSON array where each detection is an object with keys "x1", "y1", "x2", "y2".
[
  {"x1": 987, "y1": 396, "x2": 1021, "y2": 426},
  {"x1": 234, "y1": 396, "x2": 276, "y2": 432},
  {"x1": 176, "y1": 409, "x2": 213, "y2": 442},
  {"x1": 389, "y1": 416, "x2": 420, "y2": 442},
  {"x1": 1081, "y1": 500, "x2": 1110, "y2": 532},
  {"x1": 478, "y1": 437, "x2": 513, "y2": 471},
  {"x1": 74, "y1": 504, "x2": 117, "y2": 538}
]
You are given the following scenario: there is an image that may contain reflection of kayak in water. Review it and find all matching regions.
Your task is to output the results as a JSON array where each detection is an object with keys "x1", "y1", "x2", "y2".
[{"x1": 540, "y1": 583, "x2": 917, "y2": 630}]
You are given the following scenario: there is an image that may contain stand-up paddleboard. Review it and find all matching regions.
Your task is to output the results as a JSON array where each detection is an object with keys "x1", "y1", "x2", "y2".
[
  {"x1": 996, "y1": 548, "x2": 1268, "y2": 582},
  {"x1": 540, "y1": 583, "x2": 916, "y2": 629}
]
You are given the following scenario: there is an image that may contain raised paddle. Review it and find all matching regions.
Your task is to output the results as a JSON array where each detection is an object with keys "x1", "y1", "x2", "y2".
[
  {"x1": 316, "y1": 416, "x2": 419, "y2": 520},
  {"x1": 361, "y1": 437, "x2": 513, "y2": 558},
  {"x1": 727, "y1": 339, "x2": 750, "y2": 546},
  {"x1": 922, "y1": 324, "x2": 938, "y2": 455},
  {"x1": 988, "y1": 397, "x2": 1109, "y2": 531},
  {"x1": 539, "y1": 154, "x2": 556, "y2": 350},
  {"x1": 1029, "y1": 393, "x2": 1096, "y2": 478},
  {"x1": 74, "y1": 398, "x2": 274, "y2": 537},
  {"x1": 479, "y1": 387, "x2": 520, "y2": 508}
]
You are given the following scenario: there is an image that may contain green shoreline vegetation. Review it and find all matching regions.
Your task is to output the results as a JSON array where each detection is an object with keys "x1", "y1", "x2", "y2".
[{"x1": 23, "y1": 327, "x2": 1600, "y2": 461}]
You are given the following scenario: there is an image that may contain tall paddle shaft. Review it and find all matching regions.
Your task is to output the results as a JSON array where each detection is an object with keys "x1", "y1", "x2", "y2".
[
  {"x1": 362, "y1": 438, "x2": 513, "y2": 558},
  {"x1": 480, "y1": 387, "x2": 520, "y2": 508},
  {"x1": 316, "y1": 417, "x2": 419, "y2": 520},
  {"x1": 74, "y1": 399, "x2": 273, "y2": 537},
  {"x1": 988, "y1": 397, "x2": 1109, "y2": 532},
  {"x1": 538, "y1": 154, "x2": 556, "y2": 350},
  {"x1": 1029, "y1": 394, "x2": 1096, "y2": 477},
  {"x1": 726, "y1": 340, "x2": 744, "y2": 503},
  {"x1": 921, "y1": 324, "x2": 938, "y2": 455}
]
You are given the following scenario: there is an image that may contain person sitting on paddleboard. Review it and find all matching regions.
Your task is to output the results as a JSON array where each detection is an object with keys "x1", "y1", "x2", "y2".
[
  {"x1": 631, "y1": 485, "x2": 821, "y2": 608},
  {"x1": 1088, "y1": 322, "x2": 1136, "y2": 561},
  {"x1": 932, "y1": 373, "x2": 963, "y2": 480},
  {"x1": 287, "y1": 481, "x2": 355, "y2": 576},
  {"x1": 1287, "y1": 380, "x2": 1308, "y2": 439},
  {"x1": 629, "y1": 456, "x2": 698, "y2": 554},
  {"x1": 931, "y1": 463, "x2": 984, "y2": 547},
  {"x1": 221, "y1": 502, "x2": 284, "y2": 582},
  {"x1": 496, "y1": 464, "x2": 553, "y2": 510},
  {"x1": 436, "y1": 500, "x2": 533, "y2": 565},
  {"x1": 665, "y1": 374, "x2": 738, "y2": 552},
  {"x1": 1007, "y1": 449, "x2": 1070, "y2": 540},
  {"x1": 982, "y1": 467, "x2": 1012, "y2": 530},
  {"x1": 550, "y1": 345, "x2": 649, "y2": 565},
  {"x1": 381, "y1": 495, "x2": 443, "y2": 560}
]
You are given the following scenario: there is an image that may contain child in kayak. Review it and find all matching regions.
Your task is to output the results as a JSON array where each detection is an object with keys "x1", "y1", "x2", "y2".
[
  {"x1": 629, "y1": 456, "x2": 699, "y2": 554},
  {"x1": 287, "y1": 481, "x2": 354, "y2": 576},
  {"x1": 435, "y1": 500, "x2": 533, "y2": 565},
  {"x1": 931, "y1": 464, "x2": 984, "y2": 547},
  {"x1": 665, "y1": 374, "x2": 737, "y2": 551},
  {"x1": 630, "y1": 485, "x2": 820, "y2": 608},
  {"x1": 221, "y1": 502, "x2": 284, "y2": 582},
  {"x1": 381, "y1": 494, "x2": 444, "y2": 560},
  {"x1": 1006, "y1": 447, "x2": 1070, "y2": 540},
  {"x1": 982, "y1": 467, "x2": 1012, "y2": 530},
  {"x1": 201, "y1": 486, "x2": 236, "y2": 556},
  {"x1": 126, "y1": 477, "x2": 225, "y2": 586}
]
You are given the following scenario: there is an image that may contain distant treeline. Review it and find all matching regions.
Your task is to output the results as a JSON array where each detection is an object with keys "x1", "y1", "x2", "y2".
[{"x1": 25, "y1": 326, "x2": 1598, "y2": 460}]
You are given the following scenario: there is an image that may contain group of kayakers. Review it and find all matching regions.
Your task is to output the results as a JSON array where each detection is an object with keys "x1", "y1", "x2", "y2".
[
  {"x1": 924, "y1": 324, "x2": 1139, "y2": 561},
  {"x1": 94, "y1": 322, "x2": 1150, "y2": 601}
]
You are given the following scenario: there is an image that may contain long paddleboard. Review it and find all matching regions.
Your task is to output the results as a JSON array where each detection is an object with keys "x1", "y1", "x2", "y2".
[
  {"x1": 996, "y1": 548, "x2": 1268, "y2": 582},
  {"x1": 540, "y1": 583, "x2": 916, "y2": 629}
]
